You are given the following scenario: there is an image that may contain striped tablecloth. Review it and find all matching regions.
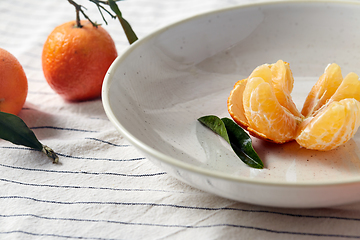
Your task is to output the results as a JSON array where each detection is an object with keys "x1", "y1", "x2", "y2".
[{"x1": 1, "y1": 0, "x2": 360, "y2": 239}]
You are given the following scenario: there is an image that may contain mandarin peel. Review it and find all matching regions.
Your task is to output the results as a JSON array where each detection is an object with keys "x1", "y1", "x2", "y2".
[
  {"x1": 227, "y1": 60, "x2": 360, "y2": 151},
  {"x1": 227, "y1": 79, "x2": 249, "y2": 128}
]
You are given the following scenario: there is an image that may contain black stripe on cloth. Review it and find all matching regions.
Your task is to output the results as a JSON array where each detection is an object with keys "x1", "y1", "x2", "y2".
[
  {"x1": 0, "y1": 163, "x2": 166, "y2": 177},
  {"x1": 0, "y1": 178, "x2": 183, "y2": 193},
  {"x1": 0, "y1": 214, "x2": 360, "y2": 239},
  {"x1": 0, "y1": 230, "x2": 122, "y2": 240},
  {"x1": 30, "y1": 126, "x2": 98, "y2": 132},
  {"x1": 0, "y1": 146, "x2": 145, "y2": 162},
  {"x1": 21, "y1": 107, "x2": 41, "y2": 111},
  {"x1": 2, "y1": 195, "x2": 360, "y2": 222},
  {"x1": 85, "y1": 137, "x2": 131, "y2": 147},
  {"x1": 56, "y1": 153, "x2": 145, "y2": 162}
]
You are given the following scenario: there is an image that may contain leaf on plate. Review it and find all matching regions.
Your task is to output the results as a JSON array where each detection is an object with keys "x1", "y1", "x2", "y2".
[
  {"x1": 198, "y1": 115, "x2": 263, "y2": 169},
  {"x1": 0, "y1": 111, "x2": 59, "y2": 163},
  {"x1": 198, "y1": 115, "x2": 230, "y2": 143}
]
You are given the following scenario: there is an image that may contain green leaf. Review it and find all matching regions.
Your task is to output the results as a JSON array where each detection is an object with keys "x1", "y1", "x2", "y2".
[
  {"x1": 108, "y1": 0, "x2": 138, "y2": 44},
  {"x1": 0, "y1": 111, "x2": 59, "y2": 163},
  {"x1": 198, "y1": 115, "x2": 230, "y2": 143},
  {"x1": 198, "y1": 115, "x2": 264, "y2": 169},
  {"x1": 0, "y1": 111, "x2": 42, "y2": 151},
  {"x1": 221, "y1": 117, "x2": 263, "y2": 169}
]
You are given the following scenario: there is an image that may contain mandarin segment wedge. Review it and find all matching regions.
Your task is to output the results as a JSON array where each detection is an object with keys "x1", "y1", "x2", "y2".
[
  {"x1": 329, "y1": 72, "x2": 360, "y2": 103},
  {"x1": 242, "y1": 77, "x2": 299, "y2": 143},
  {"x1": 296, "y1": 99, "x2": 360, "y2": 151},
  {"x1": 270, "y1": 60, "x2": 302, "y2": 118},
  {"x1": 301, "y1": 63, "x2": 343, "y2": 118},
  {"x1": 248, "y1": 64, "x2": 272, "y2": 84},
  {"x1": 227, "y1": 60, "x2": 360, "y2": 151}
]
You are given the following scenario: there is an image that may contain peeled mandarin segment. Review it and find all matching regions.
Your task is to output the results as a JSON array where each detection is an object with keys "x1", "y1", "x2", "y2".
[
  {"x1": 296, "y1": 98, "x2": 360, "y2": 151},
  {"x1": 248, "y1": 64, "x2": 272, "y2": 84},
  {"x1": 301, "y1": 63, "x2": 343, "y2": 118},
  {"x1": 227, "y1": 78, "x2": 273, "y2": 142},
  {"x1": 270, "y1": 60, "x2": 302, "y2": 118},
  {"x1": 227, "y1": 79, "x2": 249, "y2": 128},
  {"x1": 271, "y1": 60, "x2": 293, "y2": 94},
  {"x1": 329, "y1": 72, "x2": 360, "y2": 103},
  {"x1": 243, "y1": 77, "x2": 298, "y2": 143}
]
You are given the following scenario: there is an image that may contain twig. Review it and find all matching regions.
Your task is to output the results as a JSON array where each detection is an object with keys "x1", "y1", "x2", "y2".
[
  {"x1": 67, "y1": 0, "x2": 99, "y2": 27},
  {"x1": 67, "y1": 0, "x2": 138, "y2": 44}
]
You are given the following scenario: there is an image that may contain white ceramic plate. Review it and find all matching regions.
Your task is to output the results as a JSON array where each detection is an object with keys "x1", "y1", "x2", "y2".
[{"x1": 102, "y1": 0, "x2": 360, "y2": 208}]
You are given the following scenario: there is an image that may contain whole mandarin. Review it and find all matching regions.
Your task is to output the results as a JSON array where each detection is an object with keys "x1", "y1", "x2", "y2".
[{"x1": 42, "y1": 20, "x2": 118, "y2": 101}]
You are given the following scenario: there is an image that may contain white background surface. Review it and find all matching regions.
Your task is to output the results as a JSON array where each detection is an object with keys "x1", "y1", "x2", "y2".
[{"x1": 1, "y1": 0, "x2": 360, "y2": 239}]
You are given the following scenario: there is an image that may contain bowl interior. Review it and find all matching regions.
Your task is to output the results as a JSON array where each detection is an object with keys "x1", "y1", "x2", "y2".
[{"x1": 103, "y1": 1, "x2": 360, "y2": 185}]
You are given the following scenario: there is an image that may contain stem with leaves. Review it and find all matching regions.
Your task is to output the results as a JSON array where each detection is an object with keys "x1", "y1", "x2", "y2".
[{"x1": 67, "y1": 0, "x2": 138, "y2": 44}]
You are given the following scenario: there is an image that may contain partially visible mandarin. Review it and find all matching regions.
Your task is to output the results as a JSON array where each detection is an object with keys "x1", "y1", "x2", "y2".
[
  {"x1": 0, "y1": 48, "x2": 28, "y2": 115},
  {"x1": 228, "y1": 60, "x2": 360, "y2": 151}
]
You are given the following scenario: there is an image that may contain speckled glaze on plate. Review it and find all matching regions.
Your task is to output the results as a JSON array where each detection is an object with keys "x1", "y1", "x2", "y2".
[{"x1": 102, "y1": 0, "x2": 360, "y2": 208}]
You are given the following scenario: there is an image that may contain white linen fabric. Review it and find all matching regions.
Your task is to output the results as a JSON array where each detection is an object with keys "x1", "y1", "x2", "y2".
[{"x1": 1, "y1": 0, "x2": 360, "y2": 239}]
